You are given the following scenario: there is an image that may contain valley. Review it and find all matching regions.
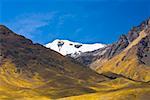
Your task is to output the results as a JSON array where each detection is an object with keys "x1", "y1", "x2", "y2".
[{"x1": 0, "y1": 18, "x2": 150, "y2": 100}]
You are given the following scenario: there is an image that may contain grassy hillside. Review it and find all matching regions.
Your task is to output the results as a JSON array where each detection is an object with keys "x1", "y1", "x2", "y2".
[
  {"x1": 0, "y1": 25, "x2": 109, "y2": 99},
  {"x1": 59, "y1": 78, "x2": 150, "y2": 100}
]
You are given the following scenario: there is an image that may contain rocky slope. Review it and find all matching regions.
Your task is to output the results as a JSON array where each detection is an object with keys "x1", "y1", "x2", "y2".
[
  {"x1": 75, "y1": 19, "x2": 149, "y2": 67},
  {"x1": 96, "y1": 29, "x2": 150, "y2": 82},
  {"x1": 75, "y1": 18, "x2": 150, "y2": 82},
  {"x1": 0, "y1": 25, "x2": 109, "y2": 99}
]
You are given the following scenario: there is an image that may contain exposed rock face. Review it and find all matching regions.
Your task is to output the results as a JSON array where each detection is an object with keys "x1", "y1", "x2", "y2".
[
  {"x1": 107, "y1": 34, "x2": 129, "y2": 59},
  {"x1": 106, "y1": 18, "x2": 150, "y2": 62},
  {"x1": 127, "y1": 27, "x2": 139, "y2": 42},
  {"x1": 127, "y1": 19, "x2": 150, "y2": 42},
  {"x1": 75, "y1": 34, "x2": 130, "y2": 67},
  {"x1": 137, "y1": 32, "x2": 150, "y2": 66},
  {"x1": 74, "y1": 46, "x2": 110, "y2": 66},
  {"x1": 74, "y1": 34, "x2": 130, "y2": 67}
]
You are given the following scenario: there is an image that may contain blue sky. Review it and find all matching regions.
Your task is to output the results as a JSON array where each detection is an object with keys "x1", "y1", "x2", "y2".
[{"x1": 1, "y1": 0, "x2": 150, "y2": 44}]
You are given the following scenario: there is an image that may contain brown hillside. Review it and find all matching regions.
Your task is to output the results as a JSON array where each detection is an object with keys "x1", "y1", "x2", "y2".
[{"x1": 0, "y1": 25, "x2": 109, "y2": 99}]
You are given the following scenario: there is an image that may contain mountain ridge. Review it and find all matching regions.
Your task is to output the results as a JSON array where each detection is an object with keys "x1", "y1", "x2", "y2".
[
  {"x1": 74, "y1": 18, "x2": 150, "y2": 68},
  {"x1": 72, "y1": 18, "x2": 150, "y2": 82}
]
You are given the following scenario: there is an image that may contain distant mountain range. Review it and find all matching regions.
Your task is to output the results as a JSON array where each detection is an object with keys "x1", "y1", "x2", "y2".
[
  {"x1": 0, "y1": 18, "x2": 150, "y2": 100},
  {"x1": 45, "y1": 39, "x2": 105, "y2": 57}
]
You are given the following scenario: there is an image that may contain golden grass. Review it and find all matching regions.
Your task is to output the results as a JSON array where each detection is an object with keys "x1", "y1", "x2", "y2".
[
  {"x1": 58, "y1": 78, "x2": 150, "y2": 100},
  {"x1": 0, "y1": 60, "x2": 149, "y2": 100},
  {"x1": 0, "y1": 60, "x2": 96, "y2": 99},
  {"x1": 59, "y1": 88, "x2": 150, "y2": 100}
]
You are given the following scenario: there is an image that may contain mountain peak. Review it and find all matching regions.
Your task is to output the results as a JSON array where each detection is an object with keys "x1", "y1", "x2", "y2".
[
  {"x1": 0, "y1": 25, "x2": 13, "y2": 34},
  {"x1": 45, "y1": 39, "x2": 106, "y2": 56}
]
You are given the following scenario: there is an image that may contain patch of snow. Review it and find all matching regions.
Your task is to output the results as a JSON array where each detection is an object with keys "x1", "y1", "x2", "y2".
[{"x1": 45, "y1": 39, "x2": 106, "y2": 56}]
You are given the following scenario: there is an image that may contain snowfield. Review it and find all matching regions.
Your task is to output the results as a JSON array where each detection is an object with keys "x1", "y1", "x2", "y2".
[{"x1": 45, "y1": 39, "x2": 106, "y2": 56}]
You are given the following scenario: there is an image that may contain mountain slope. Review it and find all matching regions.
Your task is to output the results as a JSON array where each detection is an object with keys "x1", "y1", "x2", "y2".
[
  {"x1": 96, "y1": 30, "x2": 150, "y2": 82},
  {"x1": 0, "y1": 25, "x2": 109, "y2": 99},
  {"x1": 91, "y1": 18, "x2": 150, "y2": 82},
  {"x1": 75, "y1": 18, "x2": 150, "y2": 69},
  {"x1": 45, "y1": 39, "x2": 105, "y2": 57},
  {"x1": 71, "y1": 18, "x2": 150, "y2": 82}
]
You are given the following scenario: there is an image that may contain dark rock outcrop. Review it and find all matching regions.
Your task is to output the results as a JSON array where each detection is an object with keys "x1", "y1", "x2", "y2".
[{"x1": 137, "y1": 28, "x2": 150, "y2": 66}]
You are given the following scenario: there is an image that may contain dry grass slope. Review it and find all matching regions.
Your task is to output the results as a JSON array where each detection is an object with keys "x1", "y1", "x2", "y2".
[
  {"x1": 96, "y1": 31, "x2": 150, "y2": 82},
  {"x1": 59, "y1": 78, "x2": 150, "y2": 100}
]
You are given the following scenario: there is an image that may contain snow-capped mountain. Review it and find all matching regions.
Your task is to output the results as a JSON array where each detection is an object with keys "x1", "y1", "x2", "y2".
[{"x1": 45, "y1": 39, "x2": 106, "y2": 57}]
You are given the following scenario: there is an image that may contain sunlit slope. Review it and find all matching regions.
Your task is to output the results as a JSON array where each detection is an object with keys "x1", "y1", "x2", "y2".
[
  {"x1": 96, "y1": 30, "x2": 150, "y2": 82},
  {"x1": 59, "y1": 78, "x2": 150, "y2": 100},
  {"x1": 0, "y1": 25, "x2": 109, "y2": 99}
]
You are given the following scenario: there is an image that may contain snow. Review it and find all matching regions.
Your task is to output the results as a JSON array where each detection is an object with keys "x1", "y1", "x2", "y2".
[{"x1": 45, "y1": 39, "x2": 106, "y2": 56}]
